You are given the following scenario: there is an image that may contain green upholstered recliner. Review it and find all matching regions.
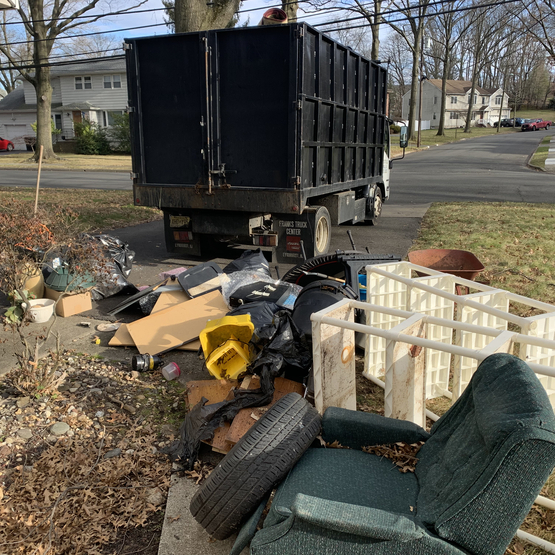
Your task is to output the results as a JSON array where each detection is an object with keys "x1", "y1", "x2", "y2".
[{"x1": 232, "y1": 353, "x2": 555, "y2": 555}]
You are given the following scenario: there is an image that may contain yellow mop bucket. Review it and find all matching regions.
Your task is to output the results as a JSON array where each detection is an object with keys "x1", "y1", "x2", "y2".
[{"x1": 199, "y1": 314, "x2": 255, "y2": 379}]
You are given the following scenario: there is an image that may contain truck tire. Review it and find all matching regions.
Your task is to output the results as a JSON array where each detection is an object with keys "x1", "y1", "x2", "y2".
[
  {"x1": 190, "y1": 393, "x2": 321, "y2": 540},
  {"x1": 313, "y1": 206, "x2": 331, "y2": 255},
  {"x1": 368, "y1": 187, "x2": 383, "y2": 226}
]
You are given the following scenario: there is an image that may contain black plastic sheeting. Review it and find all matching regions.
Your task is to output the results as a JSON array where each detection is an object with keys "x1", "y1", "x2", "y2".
[
  {"x1": 222, "y1": 249, "x2": 271, "y2": 277},
  {"x1": 90, "y1": 235, "x2": 138, "y2": 300},
  {"x1": 161, "y1": 311, "x2": 311, "y2": 469}
]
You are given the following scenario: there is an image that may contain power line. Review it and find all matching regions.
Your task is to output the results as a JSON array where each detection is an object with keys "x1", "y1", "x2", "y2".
[
  {"x1": 314, "y1": 0, "x2": 520, "y2": 30},
  {"x1": 0, "y1": 53, "x2": 124, "y2": 72}
]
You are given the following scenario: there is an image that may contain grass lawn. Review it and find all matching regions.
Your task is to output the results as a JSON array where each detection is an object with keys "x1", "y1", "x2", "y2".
[
  {"x1": 530, "y1": 136, "x2": 552, "y2": 170},
  {"x1": 410, "y1": 202, "x2": 555, "y2": 554},
  {"x1": 0, "y1": 187, "x2": 161, "y2": 231},
  {"x1": 0, "y1": 152, "x2": 131, "y2": 171}
]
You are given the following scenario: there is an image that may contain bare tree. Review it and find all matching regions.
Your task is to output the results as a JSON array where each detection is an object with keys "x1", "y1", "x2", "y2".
[
  {"x1": 511, "y1": 0, "x2": 555, "y2": 60},
  {"x1": 0, "y1": 0, "x2": 146, "y2": 161},
  {"x1": 387, "y1": 0, "x2": 431, "y2": 140},
  {"x1": 381, "y1": 32, "x2": 411, "y2": 117},
  {"x1": 0, "y1": 10, "x2": 32, "y2": 96},
  {"x1": 428, "y1": 0, "x2": 477, "y2": 136},
  {"x1": 462, "y1": 5, "x2": 511, "y2": 133}
]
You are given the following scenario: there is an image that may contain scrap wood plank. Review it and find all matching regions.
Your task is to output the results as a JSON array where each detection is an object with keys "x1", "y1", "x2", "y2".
[
  {"x1": 225, "y1": 377, "x2": 305, "y2": 445},
  {"x1": 186, "y1": 379, "x2": 238, "y2": 408},
  {"x1": 108, "y1": 323, "x2": 201, "y2": 351},
  {"x1": 187, "y1": 379, "x2": 239, "y2": 455},
  {"x1": 127, "y1": 290, "x2": 228, "y2": 355}
]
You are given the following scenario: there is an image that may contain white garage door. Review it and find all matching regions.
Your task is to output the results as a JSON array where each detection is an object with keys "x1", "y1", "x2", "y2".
[{"x1": 2, "y1": 124, "x2": 28, "y2": 150}]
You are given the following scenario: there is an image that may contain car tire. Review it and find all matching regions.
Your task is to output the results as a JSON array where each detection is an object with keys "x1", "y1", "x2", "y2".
[
  {"x1": 6, "y1": 144, "x2": 13, "y2": 152},
  {"x1": 190, "y1": 393, "x2": 321, "y2": 540},
  {"x1": 547, "y1": 125, "x2": 550, "y2": 130}
]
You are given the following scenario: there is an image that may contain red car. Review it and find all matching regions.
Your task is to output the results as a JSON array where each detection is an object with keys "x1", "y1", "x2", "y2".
[
  {"x1": 0, "y1": 137, "x2": 14, "y2": 151},
  {"x1": 521, "y1": 118, "x2": 552, "y2": 131}
]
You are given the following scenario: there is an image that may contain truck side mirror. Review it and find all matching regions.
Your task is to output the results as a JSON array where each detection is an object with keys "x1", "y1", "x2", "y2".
[{"x1": 399, "y1": 126, "x2": 408, "y2": 149}]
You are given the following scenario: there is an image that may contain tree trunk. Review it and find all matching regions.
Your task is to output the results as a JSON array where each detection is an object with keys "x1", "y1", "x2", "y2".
[
  {"x1": 371, "y1": 0, "x2": 381, "y2": 60},
  {"x1": 464, "y1": 61, "x2": 478, "y2": 133},
  {"x1": 437, "y1": 56, "x2": 449, "y2": 136},
  {"x1": 175, "y1": 0, "x2": 241, "y2": 33},
  {"x1": 282, "y1": 0, "x2": 298, "y2": 22},
  {"x1": 31, "y1": 3, "x2": 56, "y2": 162},
  {"x1": 408, "y1": 36, "x2": 421, "y2": 141}
]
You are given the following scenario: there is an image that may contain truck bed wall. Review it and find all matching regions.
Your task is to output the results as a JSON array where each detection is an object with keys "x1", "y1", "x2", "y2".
[{"x1": 126, "y1": 23, "x2": 387, "y2": 212}]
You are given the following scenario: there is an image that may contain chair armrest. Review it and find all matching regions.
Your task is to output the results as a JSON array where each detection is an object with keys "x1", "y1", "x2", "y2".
[
  {"x1": 289, "y1": 493, "x2": 425, "y2": 541},
  {"x1": 322, "y1": 407, "x2": 430, "y2": 449}
]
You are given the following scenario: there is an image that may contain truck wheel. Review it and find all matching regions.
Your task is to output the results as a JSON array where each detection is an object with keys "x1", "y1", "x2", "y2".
[
  {"x1": 190, "y1": 393, "x2": 321, "y2": 540},
  {"x1": 368, "y1": 187, "x2": 383, "y2": 226},
  {"x1": 313, "y1": 206, "x2": 331, "y2": 255},
  {"x1": 547, "y1": 125, "x2": 550, "y2": 130}
]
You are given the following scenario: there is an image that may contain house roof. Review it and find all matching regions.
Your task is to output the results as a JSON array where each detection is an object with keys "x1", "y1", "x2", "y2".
[
  {"x1": 0, "y1": 86, "x2": 63, "y2": 112},
  {"x1": 427, "y1": 79, "x2": 493, "y2": 96},
  {"x1": 59, "y1": 101, "x2": 103, "y2": 111},
  {"x1": 49, "y1": 56, "x2": 125, "y2": 77}
]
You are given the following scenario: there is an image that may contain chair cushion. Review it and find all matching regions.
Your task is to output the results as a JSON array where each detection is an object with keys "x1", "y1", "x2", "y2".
[{"x1": 265, "y1": 447, "x2": 419, "y2": 528}]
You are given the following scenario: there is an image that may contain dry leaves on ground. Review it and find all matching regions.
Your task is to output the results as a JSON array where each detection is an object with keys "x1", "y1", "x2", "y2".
[
  {"x1": 0, "y1": 426, "x2": 171, "y2": 555},
  {"x1": 362, "y1": 442, "x2": 425, "y2": 473}
]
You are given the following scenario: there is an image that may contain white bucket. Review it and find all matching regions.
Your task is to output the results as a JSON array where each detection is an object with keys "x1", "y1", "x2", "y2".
[{"x1": 24, "y1": 298, "x2": 55, "y2": 323}]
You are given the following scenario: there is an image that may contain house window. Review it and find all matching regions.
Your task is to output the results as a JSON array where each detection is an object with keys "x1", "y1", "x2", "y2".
[
  {"x1": 433, "y1": 112, "x2": 436, "y2": 120},
  {"x1": 104, "y1": 75, "x2": 122, "y2": 89},
  {"x1": 450, "y1": 96, "x2": 457, "y2": 104},
  {"x1": 482, "y1": 96, "x2": 488, "y2": 104},
  {"x1": 495, "y1": 95, "x2": 502, "y2": 105},
  {"x1": 433, "y1": 96, "x2": 438, "y2": 105},
  {"x1": 75, "y1": 76, "x2": 91, "y2": 90},
  {"x1": 450, "y1": 112, "x2": 458, "y2": 119},
  {"x1": 473, "y1": 94, "x2": 477, "y2": 103},
  {"x1": 103, "y1": 110, "x2": 124, "y2": 126}
]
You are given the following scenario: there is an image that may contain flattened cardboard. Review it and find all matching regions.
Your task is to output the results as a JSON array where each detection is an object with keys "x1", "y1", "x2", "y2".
[
  {"x1": 151, "y1": 290, "x2": 189, "y2": 313},
  {"x1": 108, "y1": 323, "x2": 201, "y2": 351},
  {"x1": 127, "y1": 290, "x2": 228, "y2": 355},
  {"x1": 44, "y1": 286, "x2": 92, "y2": 317}
]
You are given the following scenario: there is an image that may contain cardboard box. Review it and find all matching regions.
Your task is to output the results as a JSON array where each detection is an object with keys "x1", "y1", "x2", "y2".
[{"x1": 44, "y1": 286, "x2": 92, "y2": 317}]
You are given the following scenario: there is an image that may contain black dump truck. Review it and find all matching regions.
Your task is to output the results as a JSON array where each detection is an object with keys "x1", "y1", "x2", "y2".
[{"x1": 125, "y1": 23, "x2": 391, "y2": 264}]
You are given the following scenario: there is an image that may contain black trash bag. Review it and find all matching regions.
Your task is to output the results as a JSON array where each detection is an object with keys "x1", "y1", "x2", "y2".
[
  {"x1": 162, "y1": 311, "x2": 312, "y2": 469},
  {"x1": 139, "y1": 291, "x2": 161, "y2": 315},
  {"x1": 90, "y1": 235, "x2": 139, "y2": 300},
  {"x1": 222, "y1": 249, "x2": 271, "y2": 277},
  {"x1": 227, "y1": 301, "x2": 281, "y2": 345}
]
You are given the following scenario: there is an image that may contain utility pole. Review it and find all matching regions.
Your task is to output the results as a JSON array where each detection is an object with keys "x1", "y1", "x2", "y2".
[{"x1": 417, "y1": 33, "x2": 425, "y2": 148}]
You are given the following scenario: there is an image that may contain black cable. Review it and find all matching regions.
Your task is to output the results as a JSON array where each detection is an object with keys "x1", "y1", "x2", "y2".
[
  {"x1": 313, "y1": 0, "x2": 520, "y2": 29},
  {"x1": 315, "y1": 0, "x2": 519, "y2": 31}
]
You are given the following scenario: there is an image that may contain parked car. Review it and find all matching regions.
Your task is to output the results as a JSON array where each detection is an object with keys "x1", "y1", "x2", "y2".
[
  {"x1": 521, "y1": 118, "x2": 552, "y2": 131},
  {"x1": 0, "y1": 137, "x2": 14, "y2": 151}
]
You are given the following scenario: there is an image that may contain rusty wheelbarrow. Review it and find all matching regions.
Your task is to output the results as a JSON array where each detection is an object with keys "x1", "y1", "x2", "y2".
[{"x1": 408, "y1": 249, "x2": 485, "y2": 281}]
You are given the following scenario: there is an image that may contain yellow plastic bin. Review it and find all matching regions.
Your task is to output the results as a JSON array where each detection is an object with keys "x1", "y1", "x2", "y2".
[{"x1": 199, "y1": 314, "x2": 255, "y2": 380}]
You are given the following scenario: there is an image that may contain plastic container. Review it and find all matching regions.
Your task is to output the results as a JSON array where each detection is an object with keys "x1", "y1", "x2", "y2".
[
  {"x1": 205, "y1": 340, "x2": 251, "y2": 380},
  {"x1": 200, "y1": 315, "x2": 254, "y2": 358},
  {"x1": 25, "y1": 298, "x2": 55, "y2": 323},
  {"x1": 162, "y1": 362, "x2": 181, "y2": 381}
]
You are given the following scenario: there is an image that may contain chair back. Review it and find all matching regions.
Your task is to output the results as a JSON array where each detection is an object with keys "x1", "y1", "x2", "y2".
[{"x1": 415, "y1": 353, "x2": 555, "y2": 555}]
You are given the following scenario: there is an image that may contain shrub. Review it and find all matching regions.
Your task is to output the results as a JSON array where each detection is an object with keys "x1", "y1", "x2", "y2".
[
  {"x1": 390, "y1": 124, "x2": 401, "y2": 134},
  {"x1": 74, "y1": 120, "x2": 112, "y2": 155},
  {"x1": 109, "y1": 112, "x2": 131, "y2": 154}
]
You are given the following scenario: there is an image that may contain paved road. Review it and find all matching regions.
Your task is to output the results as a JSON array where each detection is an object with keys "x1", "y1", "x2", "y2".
[{"x1": 390, "y1": 128, "x2": 555, "y2": 204}]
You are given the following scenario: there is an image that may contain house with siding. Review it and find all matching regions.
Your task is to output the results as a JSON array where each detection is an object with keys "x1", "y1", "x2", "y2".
[
  {"x1": 0, "y1": 57, "x2": 127, "y2": 149},
  {"x1": 401, "y1": 79, "x2": 511, "y2": 129}
]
